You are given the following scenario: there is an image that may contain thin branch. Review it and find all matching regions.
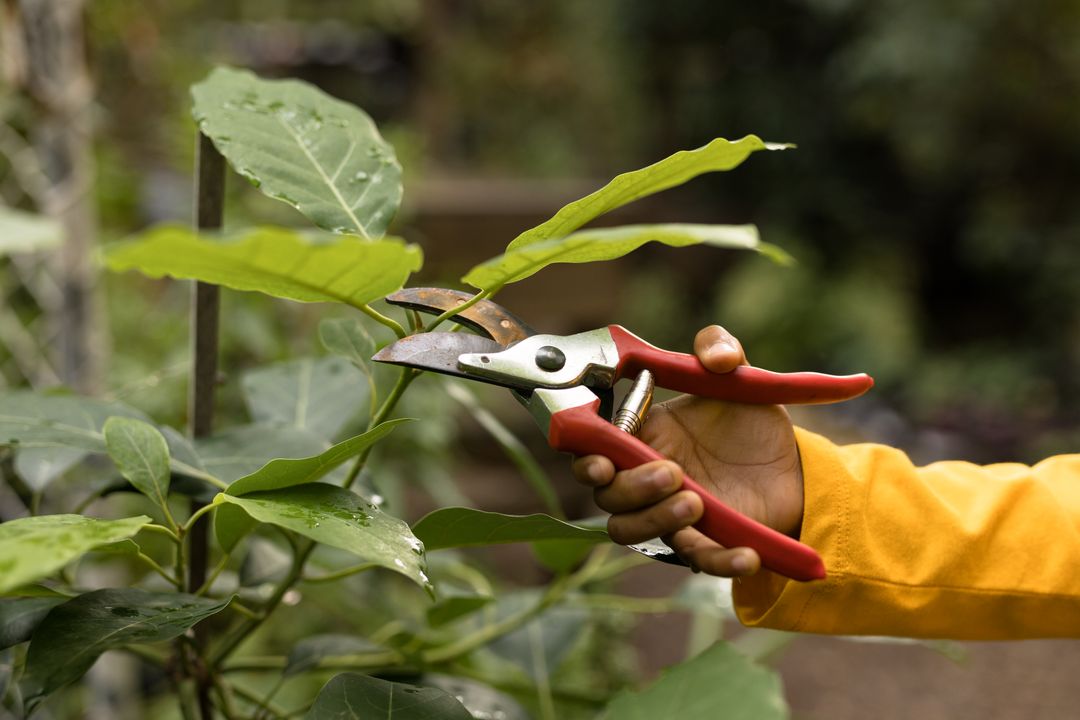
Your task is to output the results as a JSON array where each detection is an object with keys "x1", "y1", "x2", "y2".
[
  {"x1": 358, "y1": 303, "x2": 407, "y2": 338},
  {"x1": 422, "y1": 289, "x2": 492, "y2": 333}
]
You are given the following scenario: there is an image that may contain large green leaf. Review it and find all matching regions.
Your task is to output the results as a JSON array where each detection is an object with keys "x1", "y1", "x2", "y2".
[
  {"x1": 507, "y1": 136, "x2": 786, "y2": 250},
  {"x1": 192, "y1": 66, "x2": 402, "y2": 239},
  {"x1": 0, "y1": 597, "x2": 66, "y2": 649},
  {"x1": 0, "y1": 515, "x2": 151, "y2": 594},
  {"x1": 464, "y1": 223, "x2": 788, "y2": 291},
  {"x1": 412, "y1": 508, "x2": 608, "y2": 551},
  {"x1": 319, "y1": 317, "x2": 376, "y2": 368},
  {"x1": 13, "y1": 447, "x2": 86, "y2": 493},
  {"x1": 306, "y1": 673, "x2": 473, "y2": 720},
  {"x1": 106, "y1": 225, "x2": 422, "y2": 310},
  {"x1": 194, "y1": 424, "x2": 332, "y2": 483},
  {"x1": 600, "y1": 641, "x2": 788, "y2": 720},
  {"x1": 202, "y1": 422, "x2": 392, "y2": 553},
  {"x1": 213, "y1": 503, "x2": 257, "y2": 554},
  {"x1": 215, "y1": 484, "x2": 430, "y2": 591},
  {"x1": 226, "y1": 419, "x2": 409, "y2": 496},
  {"x1": 21, "y1": 589, "x2": 231, "y2": 709},
  {"x1": 241, "y1": 356, "x2": 369, "y2": 440},
  {"x1": 0, "y1": 392, "x2": 206, "y2": 486},
  {"x1": 0, "y1": 206, "x2": 61, "y2": 257},
  {"x1": 103, "y1": 417, "x2": 172, "y2": 513},
  {"x1": 0, "y1": 391, "x2": 146, "y2": 454}
]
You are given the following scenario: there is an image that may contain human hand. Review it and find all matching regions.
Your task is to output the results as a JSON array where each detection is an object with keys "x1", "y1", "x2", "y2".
[{"x1": 571, "y1": 325, "x2": 804, "y2": 577}]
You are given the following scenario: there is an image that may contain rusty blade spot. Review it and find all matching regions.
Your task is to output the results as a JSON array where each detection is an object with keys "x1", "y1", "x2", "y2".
[
  {"x1": 372, "y1": 333, "x2": 534, "y2": 391},
  {"x1": 385, "y1": 288, "x2": 536, "y2": 346}
]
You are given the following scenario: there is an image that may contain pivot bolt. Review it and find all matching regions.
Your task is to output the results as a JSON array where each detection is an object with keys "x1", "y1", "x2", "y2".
[{"x1": 535, "y1": 345, "x2": 566, "y2": 372}]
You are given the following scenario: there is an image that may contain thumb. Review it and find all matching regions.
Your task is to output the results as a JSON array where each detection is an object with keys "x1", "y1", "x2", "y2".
[{"x1": 693, "y1": 325, "x2": 748, "y2": 373}]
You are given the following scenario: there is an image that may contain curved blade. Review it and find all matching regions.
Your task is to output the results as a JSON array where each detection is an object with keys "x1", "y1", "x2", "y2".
[
  {"x1": 385, "y1": 288, "x2": 536, "y2": 345},
  {"x1": 372, "y1": 333, "x2": 534, "y2": 390}
]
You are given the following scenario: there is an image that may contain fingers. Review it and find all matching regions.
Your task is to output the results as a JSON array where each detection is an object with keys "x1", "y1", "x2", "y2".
[
  {"x1": 593, "y1": 460, "x2": 682, "y2": 513},
  {"x1": 572, "y1": 455, "x2": 616, "y2": 487},
  {"x1": 607, "y1": 489, "x2": 702, "y2": 545},
  {"x1": 665, "y1": 526, "x2": 761, "y2": 577},
  {"x1": 693, "y1": 325, "x2": 748, "y2": 373}
]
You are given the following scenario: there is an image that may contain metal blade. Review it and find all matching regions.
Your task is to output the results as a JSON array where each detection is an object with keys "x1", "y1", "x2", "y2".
[
  {"x1": 385, "y1": 288, "x2": 536, "y2": 345},
  {"x1": 372, "y1": 333, "x2": 535, "y2": 391}
]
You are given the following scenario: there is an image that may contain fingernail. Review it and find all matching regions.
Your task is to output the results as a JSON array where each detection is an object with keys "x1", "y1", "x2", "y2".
[
  {"x1": 707, "y1": 340, "x2": 736, "y2": 361},
  {"x1": 673, "y1": 498, "x2": 696, "y2": 521},
  {"x1": 732, "y1": 553, "x2": 754, "y2": 575},
  {"x1": 647, "y1": 466, "x2": 677, "y2": 491},
  {"x1": 586, "y1": 462, "x2": 607, "y2": 484}
]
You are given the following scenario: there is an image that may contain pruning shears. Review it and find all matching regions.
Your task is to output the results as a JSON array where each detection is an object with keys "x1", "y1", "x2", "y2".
[{"x1": 373, "y1": 288, "x2": 873, "y2": 581}]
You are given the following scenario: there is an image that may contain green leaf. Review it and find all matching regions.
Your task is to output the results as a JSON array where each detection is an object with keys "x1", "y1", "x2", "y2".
[
  {"x1": 213, "y1": 502, "x2": 257, "y2": 554},
  {"x1": 0, "y1": 391, "x2": 147, "y2": 454},
  {"x1": 21, "y1": 589, "x2": 231, "y2": 709},
  {"x1": 319, "y1": 317, "x2": 376, "y2": 368},
  {"x1": 412, "y1": 508, "x2": 608, "y2": 551},
  {"x1": 192, "y1": 66, "x2": 402, "y2": 239},
  {"x1": 216, "y1": 485, "x2": 430, "y2": 591},
  {"x1": 600, "y1": 642, "x2": 789, "y2": 720},
  {"x1": 531, "y1": 538, "x2": 597, "y2": 574},
  {"x1": 422, "y1": 676, "x2": 530, "y2": 720},
  {"x1": 204, "y1": 421, "x2": 399, "y2": 552},
  {"x1": 284, "y1": 634, "x2": 384, "y2": 676},
  {"x1": 106, "y1": 225, "x2": 422, "y2": 310},
  {"x1": 0, "y1": 206, "x2": 61, "y2": 257},
  {"x1": 506, "y1": 136, "x2": 786, "y2": 251},
  {"x1": 0, "y1": 597, "x2": 66, "y2": 649},
  {"x1": 306, "y1": 673, "x2": 473, "y2": 720},
  {"x1": 426, "y1": 594, "x2": 493, "y2": 628},
  {"x1": 226, "y1": 419, "x2": 409, "y2": 496},
  {"x1": 464, "y1": 223, "x2": 788, "y2": 291},
  {"x1": 0, "y1": 392, "x2": 206, "y2": 488},
  {"x1": 485, "y1": 593, "x2": 588, "y2": 682},
  {"x1": 195, "y1": 424, "x2": 332, "y2": 483},
  {"x1": 241, "y1": 357, "x2": 370, "y2": 440},
  {"x1": 103, "y1": 417, "x2": 172, "y2": 514},
  {"x1": 14, "y1": 447, "x2": 86, "y2": 492},
  {"x1": 0, "y1": 515, "x2": 151, "y2": 594}
]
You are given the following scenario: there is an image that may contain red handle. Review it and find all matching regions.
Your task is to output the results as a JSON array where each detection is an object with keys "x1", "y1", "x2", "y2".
[
  {"x1": 549, "y1": 401, "x2": 826, "y2": 582},
  {"x1": 608, "y1": 325, "x2": 873, "y2": 405}
]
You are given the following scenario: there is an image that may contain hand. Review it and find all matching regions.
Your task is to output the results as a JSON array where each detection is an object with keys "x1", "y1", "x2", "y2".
[{"x1": 571, "y1": 326, "x2": 804, "y2": 577}]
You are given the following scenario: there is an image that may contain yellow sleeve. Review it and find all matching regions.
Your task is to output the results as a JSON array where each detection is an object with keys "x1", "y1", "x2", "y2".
[{"x1": 733, "y1": 428, "x2": 1080, "y2": 639}]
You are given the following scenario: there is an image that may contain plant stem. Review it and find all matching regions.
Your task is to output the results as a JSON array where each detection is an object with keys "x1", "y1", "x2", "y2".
[
  {"x1": 188, "y1": 130, "x2": 225, "y2": 720},
  {"x1": 172, "y1": 462, "x2": 229, "y2": 491},
  {"x1": 209, "y1": 674, "x2": 241, "y2": 720},
  {"x1": 195, "y1": 554, "x2": 229, "y2": 596},
  {"x1": 343, "y1": 367, "x2": 416, "y2": 488},
  {"x1": 229, "y1": 601, "x2": 261, "y2": 620},
  {"x1": 422, "y1": 289, "x2": 492, "y2": 333},
  {"x1": 211, "y1": 541, "x2": 315, "y2": 665},
  {"x1": 301, "y1": 562, "x2": 376, "y2": 583},
  {"x1": 230, "y1": 683, "x2": 289, "y2": 720},
  {"x1": 182, "y1": 502, "x2": 217, "y2": 534},
  {"x1": 136, "y1": 551, "x2": 182, "y2": 588},
  {"x1": 529, "y1": 621, "x2": 557, "y2": 720},
  {"x1": 141, "y1": 523, "x2": 181, "y2": 544},
  {"x1": 358, "y1": 302, "x2": 407, "y2": 338}
]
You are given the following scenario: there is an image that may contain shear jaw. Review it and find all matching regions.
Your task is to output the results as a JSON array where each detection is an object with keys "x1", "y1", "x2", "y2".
[{"x1": 458, "y1": 328, "x2": 620, "y2": 390}]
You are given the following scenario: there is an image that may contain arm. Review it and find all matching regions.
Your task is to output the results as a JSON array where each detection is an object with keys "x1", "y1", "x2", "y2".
[
  {"x1": 734, "y1": 430, "x2": 1080, "y2": 639},
  {"x1": 573, "y1": 325, "x2": 1080, "y2": 640}
]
